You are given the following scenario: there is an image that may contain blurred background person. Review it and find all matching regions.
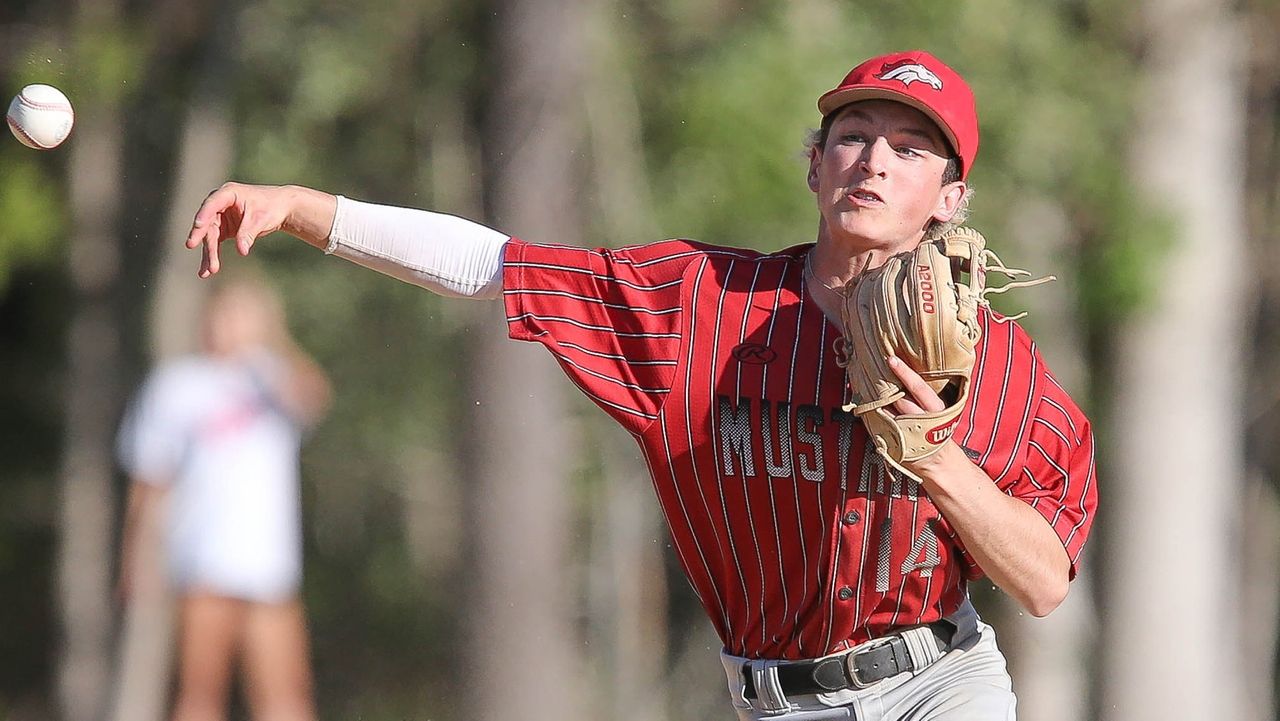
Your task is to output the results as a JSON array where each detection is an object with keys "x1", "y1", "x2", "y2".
[{"x1": 116, "y1": 276, "x2": 331, "y2": 721}]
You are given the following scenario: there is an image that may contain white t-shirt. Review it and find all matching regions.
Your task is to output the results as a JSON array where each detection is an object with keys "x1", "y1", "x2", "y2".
[{"x1": 117, "y1": 352, "x2": 303, "y2": 602}]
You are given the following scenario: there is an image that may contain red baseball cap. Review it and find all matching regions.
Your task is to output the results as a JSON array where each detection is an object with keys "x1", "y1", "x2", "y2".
[{"x1": 817, "y1": 50, "x2": 979, "y2": 179}]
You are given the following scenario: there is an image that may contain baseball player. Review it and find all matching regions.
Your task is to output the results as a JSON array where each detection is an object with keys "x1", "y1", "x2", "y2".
[{"x1": 186, "y1": 50, "x2": 1097, "y2": 720}]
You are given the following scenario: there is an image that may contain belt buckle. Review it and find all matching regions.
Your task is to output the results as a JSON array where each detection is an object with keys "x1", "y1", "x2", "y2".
[
  {"x1": 842, "y1": 641, "x2": 882, "y2": 689},
  {"x1": 845, "y1": 661, "x2": 873, "y2": 689},
  {"x1": 843, "y1": 636, "x2": 905, "y2": 689}
]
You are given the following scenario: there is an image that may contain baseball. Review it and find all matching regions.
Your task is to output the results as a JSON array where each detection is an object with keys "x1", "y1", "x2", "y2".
[{"x1": 7, "y1": 84, "x2": 75, "y2": 150}]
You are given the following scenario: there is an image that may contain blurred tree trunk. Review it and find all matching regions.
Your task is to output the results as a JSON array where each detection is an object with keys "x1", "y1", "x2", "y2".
[
  {"x1": 591, "y1": 441, "x2": 670, "y2": 721},
  {"x1": 463, "y1": 1, "x2": 587, "y2": 720},
  {"x1": 1241, "y1": 3, "x2": 1280, "y2": 716},
  {"x1": 1000, "y1": 198, "x2": 1096, "y2": 721},
  {"x1": 56, "y1": 2, "x2": 127, "y2": 719},
  {"x1": 1240, "y1": 474, "x2": 1280, "y2": 718},
  {"x1": 109, "y1": 5, "x2": 235, "y2": 719},
  {"x1": 399, "y1": 15, "x2": 483, "y2": 582},
  {"x1": 581, "y1": 3, "x2": 669, "y2": 719},
  {"x1": 1101, "y1": 1, "x2": 1254, "y2": 719},
  {"x1": 143, "y1": 19, "x2": 230, "y2": 362}
]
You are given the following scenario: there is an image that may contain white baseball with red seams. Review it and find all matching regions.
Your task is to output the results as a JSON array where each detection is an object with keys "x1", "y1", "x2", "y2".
[{"x1": 7, "y1": 84, "x2": 75, "y2": 150}]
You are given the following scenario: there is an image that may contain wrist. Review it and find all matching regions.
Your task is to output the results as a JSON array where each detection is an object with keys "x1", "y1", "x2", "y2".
[
  {"x1": 281, "y1": 185, "x2": 338, "y2": 248},
  {"x1": 908, "y1": 442, "x2": 976, "y2": 495}
]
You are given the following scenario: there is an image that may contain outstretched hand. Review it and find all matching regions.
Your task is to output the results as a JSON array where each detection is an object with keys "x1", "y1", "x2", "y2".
[{"x1": 185, "y1": 183, "x2": 291, "y2": 278}]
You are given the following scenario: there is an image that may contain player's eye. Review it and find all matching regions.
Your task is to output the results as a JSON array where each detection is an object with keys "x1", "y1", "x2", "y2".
[
  {"x1": 840, "y1": 133, "x2": 867, "y2": 145},
  {"x1": 894, "y1": 144, "x2": 922, "y2": 158}
]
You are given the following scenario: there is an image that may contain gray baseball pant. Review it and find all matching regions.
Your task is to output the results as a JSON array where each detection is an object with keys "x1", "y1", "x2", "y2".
[{"x1": 719, "y1": 600, "x2": 1016, "y2": 720}]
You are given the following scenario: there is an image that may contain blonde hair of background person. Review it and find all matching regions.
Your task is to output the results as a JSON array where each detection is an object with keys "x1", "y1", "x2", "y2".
[{"x1": 117, "y1": 276, "x2": 331, "y2": 721}]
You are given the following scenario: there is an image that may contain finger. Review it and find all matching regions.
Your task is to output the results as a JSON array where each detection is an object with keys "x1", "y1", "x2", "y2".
[
  {"x1": 892, "y1": 396, "x2": 926, "y2": 416},
  {"x1": 198, "y1": 240, "x2": 211, "y2": 278},
  {"x1": 203, "y1": 232, "x2": 222, "y2": 277},
  {"x1": 190, "y1": 187, "x2": 236, "y2": 233},
  {"x1": 186, "y1": 212, "x2": 212, "y2": 249},
  {"x1": 236, "y1": 209, "x2": 258, "y2": 256},
  {"x1": 192, "y1": 216, "x2": 218, "y2": 257},
  {"x1": 187, "y1": 187, "x2": 236, "y2": 249},
  {"x1": 887, "y1": 356, "x2": 946, "y2": 413},
  {"x1": 887, "y1": 355, "x2": 925, "y2": 414},
  {"x1": 187, "y1": 193, "x2": 222, "y2": 248}
]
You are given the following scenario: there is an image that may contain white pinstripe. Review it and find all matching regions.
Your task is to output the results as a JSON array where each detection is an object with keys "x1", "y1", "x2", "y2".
[
  {"x1": 505, "y1": 260, "x2": 685, "y2": 291},
  {"x1": 691, "y1": 257, "x2": 747, "y2": 646},
  {"x1": 735, "y1": 261, "x2": 770, "y2": 650},
  {"x1": 505, "y1": 312, "x2": 681, "y2": 338},
  {"x1": 784, "y1": 273, "x2": 814, "y2": 652},
  {"x1": 554, "y1": 339, "x2": 677, "y2": 366},
  {"x1": 543, "y1": 348, "x2": 672, "y2": 394},
  {"x1": 504, "y1": 288, "x2": 681, "y2": 315}
]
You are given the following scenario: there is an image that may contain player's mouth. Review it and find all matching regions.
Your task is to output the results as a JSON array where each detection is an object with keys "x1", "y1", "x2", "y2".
[{"x1": 847, "y1": 188, "x2": 883, "y2": 206}]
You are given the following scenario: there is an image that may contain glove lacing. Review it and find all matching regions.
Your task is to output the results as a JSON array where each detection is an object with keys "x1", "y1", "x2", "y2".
[{"x1": 976, "y1": 248, "x2": 1056, "y2": 322}]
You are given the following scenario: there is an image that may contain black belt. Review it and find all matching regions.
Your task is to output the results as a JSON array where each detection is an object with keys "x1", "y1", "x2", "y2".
[{"x1": 742, "y1": 621, "x2": 954, "y2": 699}]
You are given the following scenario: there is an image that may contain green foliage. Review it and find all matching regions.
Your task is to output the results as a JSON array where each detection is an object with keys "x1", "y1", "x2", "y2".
[
  {"x1": 234, "y1": 0, "x2": 485, "y2": 202},
  {"x1": 647, "y1": 3, "x2": 864, "y2": 249},
  {"x1": 0, "y1": 151, "x2": 64, "y2": 291},
  {"x1": 0, "y1": 22, "x2": 144, "y2": 293},
  {"x1": 0, "y1": 38, "x2": 77, "y2": 294},
  {"x1": 65, "y1": 26, "x2": 144, "y2": 104}
]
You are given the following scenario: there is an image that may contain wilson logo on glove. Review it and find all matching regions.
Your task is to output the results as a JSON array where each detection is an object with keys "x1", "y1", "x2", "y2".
[{"x1": 927, "y1": 418, "x2": 960, "y2": 444}]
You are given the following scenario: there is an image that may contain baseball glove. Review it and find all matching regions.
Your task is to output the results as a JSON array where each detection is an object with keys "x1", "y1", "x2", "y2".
[{"x1": 835, "y1": 227, "x2": 1051, "y2": 480}]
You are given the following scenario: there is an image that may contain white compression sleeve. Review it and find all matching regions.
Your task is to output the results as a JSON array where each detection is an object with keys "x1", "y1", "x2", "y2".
[{"x1": 324, "y1": 196, "x2": 509, "y2": 300}]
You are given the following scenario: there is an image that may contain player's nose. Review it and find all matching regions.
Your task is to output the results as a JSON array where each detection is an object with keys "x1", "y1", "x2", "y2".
[{"x1": 857, "y1": 137, "x2": 892, "y2": 176}]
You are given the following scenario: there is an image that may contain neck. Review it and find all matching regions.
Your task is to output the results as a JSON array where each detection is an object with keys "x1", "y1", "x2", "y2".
[
  {"x1": 805, "y1": 228, "x2": 927, "y2": 324},
  {"x1": 803, "y1": 247, "x2": 856, "y2": 325},
  {"x1": 809, "y1": 223, "x2": 926, "y2": 286},
  {"x1": 807, "y1": 241, "x2": 889, "y2": 289}
]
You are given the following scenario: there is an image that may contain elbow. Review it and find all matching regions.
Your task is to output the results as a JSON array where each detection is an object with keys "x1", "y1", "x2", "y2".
[
  {"x1": 1020, "y1": 545, "x2": 1074, "y2": 617},
  {"x1": 1022, "y1": 575, "x2": 1069, "y2": 618}
]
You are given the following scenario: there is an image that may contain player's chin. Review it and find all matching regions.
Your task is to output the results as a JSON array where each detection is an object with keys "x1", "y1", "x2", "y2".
[{"x1": 834, "y1": 219, "x2": 900, "y2": 249}]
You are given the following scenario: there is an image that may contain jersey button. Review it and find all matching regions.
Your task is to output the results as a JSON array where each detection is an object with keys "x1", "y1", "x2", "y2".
[
  {"x1": 838, "y1": 586, "x2": 853, "y2": 601},
  {"x1": 842, "y1": 510, "x2": 860, "y2": 525}
]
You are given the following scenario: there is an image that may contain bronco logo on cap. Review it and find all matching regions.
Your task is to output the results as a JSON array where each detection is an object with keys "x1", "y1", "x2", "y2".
[{"x1": 878, "y1": 62, "x2": 943, "y2": 91}]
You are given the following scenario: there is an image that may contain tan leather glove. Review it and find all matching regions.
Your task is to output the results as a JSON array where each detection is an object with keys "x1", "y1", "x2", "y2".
[{"x1": 837, "y1": 227, "x2": 1050, "y2": 480}]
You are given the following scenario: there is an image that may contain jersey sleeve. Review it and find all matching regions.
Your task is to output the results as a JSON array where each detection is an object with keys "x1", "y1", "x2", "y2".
[
  {"x1": 1012, "y1": 371, "x2": 1098, "y2": 578},
  {"x1": 945, "y1": 321, "x2": 1099, "y2": 582},
  {"x1": 503, "y1": 239, "x2": 702, "y2": 435},
  {"x1": 116, "y1": 369, "x2": 185, "y2": 485},
  {"x1": 951, "y1": 365, "x2": 1098, "y2": 581}
]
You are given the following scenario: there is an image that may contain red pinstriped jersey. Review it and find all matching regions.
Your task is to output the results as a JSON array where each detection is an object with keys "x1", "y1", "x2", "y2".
[{"x1": 503, "y1": 238, "x2": 1097, "y2": 660}]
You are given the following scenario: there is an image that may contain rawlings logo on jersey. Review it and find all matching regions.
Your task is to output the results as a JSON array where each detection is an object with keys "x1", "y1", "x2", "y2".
[
  {"x1": 731, "y1": 343, "x2": 777, "y2": 365},
  {"x1": 878, "y1": 62, "x2": 943, "y2": 91}
]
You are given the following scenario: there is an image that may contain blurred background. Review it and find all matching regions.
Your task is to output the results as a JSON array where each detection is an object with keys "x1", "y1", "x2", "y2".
[{"x1": 1, "y1": 0, "x2": 1279, "y2": 719}]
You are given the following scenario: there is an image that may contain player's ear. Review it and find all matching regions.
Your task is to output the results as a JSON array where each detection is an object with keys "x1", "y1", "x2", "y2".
[
  {"x1": 807, "y1": 147, "x2": 821, "y2": 193},
  {"x1": 931, "y1": 180, "x2": 966, "y2": 223}
]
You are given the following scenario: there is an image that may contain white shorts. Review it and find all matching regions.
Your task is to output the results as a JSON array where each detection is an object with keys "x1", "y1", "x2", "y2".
[{"x1": 169, "y1": 549, "x2": 300, "y2": 604}]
